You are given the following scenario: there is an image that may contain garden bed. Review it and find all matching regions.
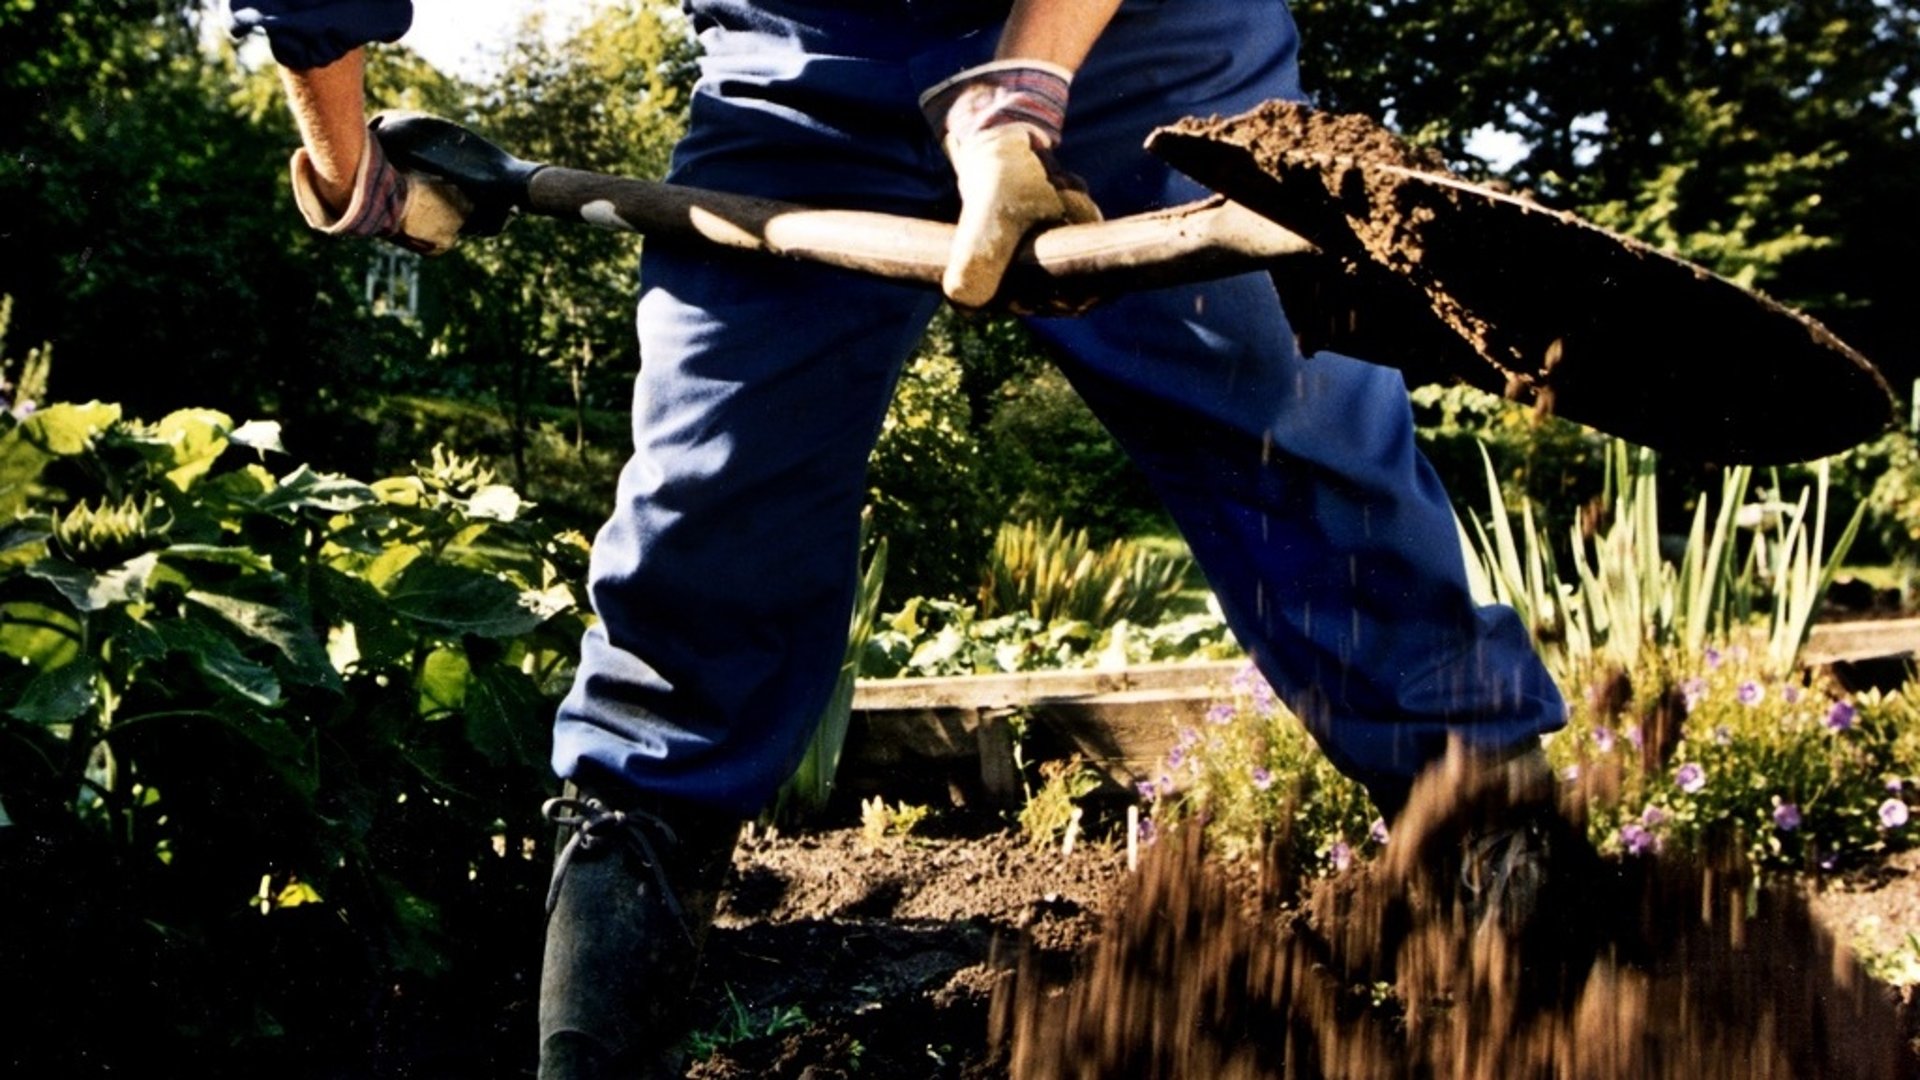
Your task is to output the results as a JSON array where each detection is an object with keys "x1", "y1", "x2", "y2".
[{"x1": 665, "y1": 799, "x2": 1920, "y2": 1079}]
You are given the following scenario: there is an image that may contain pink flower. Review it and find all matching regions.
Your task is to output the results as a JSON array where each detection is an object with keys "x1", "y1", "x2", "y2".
[
  {"x1": 1329, "y1": 842, "x2": 1353, "y2": 872},
  {"x1": 1250, "y1": 766, "x2": 1274, "y2": 792},
  {"x1": 1737, "y1": 681, "x2": 1764, "y2": 707}
]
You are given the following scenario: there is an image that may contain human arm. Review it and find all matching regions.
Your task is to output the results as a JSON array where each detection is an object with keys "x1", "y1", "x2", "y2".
[
  {"x1": 922, "y1": 0, "x2": 1126, "y2": 306},
  {"x1": 228, "y1": 0, "x2": 461, "y2": 252}
]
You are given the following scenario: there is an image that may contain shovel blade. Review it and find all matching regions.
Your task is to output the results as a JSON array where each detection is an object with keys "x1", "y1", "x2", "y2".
[{"x1": 1150, "y1": 103, "x2": 1896, "y2": 464}]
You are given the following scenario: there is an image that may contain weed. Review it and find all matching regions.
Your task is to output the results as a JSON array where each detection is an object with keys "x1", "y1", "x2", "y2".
[
  {"x1": 685, "y1": 985, "x2": 810, "y2": 1059},
  {"x1": 858, "y1": 796, "x2": 931, "y2": 849}
]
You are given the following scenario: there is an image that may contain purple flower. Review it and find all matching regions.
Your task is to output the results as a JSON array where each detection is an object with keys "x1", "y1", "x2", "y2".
[
  {"x1": 1136, "y1": 780, "x2": 1160, "y2": 803},
  {"x1": 1205, "y1": 703, "x2": 1236, "y2": 725},
  {"x1": 1592, "y1": 727, "x2": 1617, "y2": 754},
  {"x1": 1889, "y1": 778, "x2": 1906, "y2": 794},
  {"x1": 1138, "y1": 818, "x2": 1159, "y2": 845},
  {"x1": 1772, "y1": 801, "x2": 1802, "y2": 832},
  {"x1": 1826, "y1": 701, "x2": 1857, "y2": 732},
  {"x1": 1682, "y1": 677, "x2": 1709, "y2": 711},
  {"x1": 1329, "y1": 842, "x2": 1354, "y2": 872},
  {"x1": 1641, "y1": 804, "x2": 1667, "y2": 827},
  {"x1": 1782, "y1": 684, "x2": 1802, "y2": 705},
  {"x1": 1737, "y1": 681, "x2": 1764, "y2": 707},
  {"x1": 1705, "y1": 646, "x2": 1723, "y2": 670},
  {"x1": 1619, "y1": 823, "x2": 1658, "y2": 856},
  {"x1": 1674, "y1": 762, "x2": 1706, "y2": 794},
  {"x1": 1166, "y1": 746, "x2": 1187, "y2": 770},
  {"x1": 1369, "y1": 818, "x2": 1390, "y2": 845},
  {"x1": 1231, "y1": 665, "x2": 1279, "y2": 714},
  {"x1": 1880, "y1": 798, "x2": 1909, "y2": 830},
  {"x1": 1250, "y1": 766, "x2": 1274, "y2": 792},
  {"x1": 1625, "y1": 725, "x2": 1644, "y2": 751}
]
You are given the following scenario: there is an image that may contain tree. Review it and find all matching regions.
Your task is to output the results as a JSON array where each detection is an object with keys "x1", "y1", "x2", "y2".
[
  {"x1": 1292, "y1": 0, "x2": 1920, "y2": 384},
  {"x1": 422, "y1": 1, "x2": 697, "y2": 482}
]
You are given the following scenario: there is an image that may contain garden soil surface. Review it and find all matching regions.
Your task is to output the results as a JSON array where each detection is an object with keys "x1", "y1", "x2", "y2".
[{"x1": 683, "y1": 764, "x2": 1920, "y2": 1079}]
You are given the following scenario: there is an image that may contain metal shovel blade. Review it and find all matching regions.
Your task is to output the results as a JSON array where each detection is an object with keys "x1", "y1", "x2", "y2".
[{"x1": 1149, "y1": 103, "x2": 1896, "y2": 464}]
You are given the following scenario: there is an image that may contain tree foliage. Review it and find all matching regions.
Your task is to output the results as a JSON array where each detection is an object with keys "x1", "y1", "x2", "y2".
[{"x1": 1294, "y1": 0, "x2": 1920, "y2": 382}]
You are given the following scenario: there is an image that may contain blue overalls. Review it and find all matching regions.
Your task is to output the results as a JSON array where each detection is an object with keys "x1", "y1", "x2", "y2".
[{"x1": 235, "y1": 0, "x2": 1566, "y2": 819}]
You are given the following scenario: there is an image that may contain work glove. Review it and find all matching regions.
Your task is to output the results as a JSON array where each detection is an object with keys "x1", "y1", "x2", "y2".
[
  {"x1": 288, "y1": 113, "x2": 469, "y2": 255},
  {"x1": 921, "y1": 61, "x2": 1102, "y2": 308}
]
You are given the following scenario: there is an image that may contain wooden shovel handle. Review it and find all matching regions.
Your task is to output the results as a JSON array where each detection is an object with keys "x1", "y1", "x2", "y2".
[{"x1": 526, "y1": 166, "x2": 1316, "y2": 309}]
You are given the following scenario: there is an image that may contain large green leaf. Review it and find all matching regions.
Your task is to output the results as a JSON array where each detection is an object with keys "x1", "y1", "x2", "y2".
[
  {"x1": 314, "y1": 565, "x2": 412, "y2": 671},
  {"x1": 152, "y1": 408, "x2": 233, "y2": 491},
  {"x1": 0, "y1": 516, "x2": 50, "y2": 555},
  {"x1": 9, "y1": 656, "x2": 98, "y2": 724},
  {"x1": 464, "y1": 664, "x2": 547, "y2": 769},
  {"x1": 26, "y1": 551, "x2": 156, "y2": 612},
  {"x1": 251, "y1": 465, "x2": 378, "y2": 517},
  {"x1": 417, "y1": 647, "x2": 470, "y2": 717},
  {"x1": 155, "y1": 616, "x2": 282, "y2": 708},
  {"x1": 385, "y1": 559, "x2": 544, "y2": 639},
  {"x1": 0, "y1": 599, "x2": 79, "y2": 668},
  {"x1": 186, "y1": 585, "x2": 336, "y2": 690},
  {"x1": 20, "y1": 401, "x2": 120, "y2": 456}
]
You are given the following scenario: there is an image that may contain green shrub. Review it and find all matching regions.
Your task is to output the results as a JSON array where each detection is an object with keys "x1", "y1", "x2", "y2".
[
  {"x1": 0, "y1": 394, "x2": 580, "y2": 1067},
  {"x1": 981, "y1": 366, "x2": 1169, "y2": 540},
  {"x1": 1139, "y1": 665, "x2": 1378, "y2": 876},
  {"x1": 1548, "y1": 645, "x2": 1920, "y2": 872},
  {"x1": 983, "y1": 518, "x2": 1191, "y2": 627},
  {"x1": 862, "y1": 595, "x2": 1234, "y2": 678},
  {"x1": 866, "y1": 347, "x2": 995, "y2": 607}
]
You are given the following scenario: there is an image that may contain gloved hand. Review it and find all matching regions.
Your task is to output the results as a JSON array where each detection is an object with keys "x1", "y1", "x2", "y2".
[
  {"x1": 288, "y1": 113, "x2": 469, "y2": 255},
  {"x1": 921, "y1": 61, "x2": 1102, "y2": 308}
]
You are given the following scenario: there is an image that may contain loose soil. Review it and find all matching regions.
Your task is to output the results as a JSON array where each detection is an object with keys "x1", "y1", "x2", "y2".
[{"x1": 685, "y1": 765, "x2": 1920, "y2": 1079}]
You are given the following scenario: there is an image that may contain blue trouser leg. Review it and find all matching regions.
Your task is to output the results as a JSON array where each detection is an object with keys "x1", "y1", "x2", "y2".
[
  {"x1": 554, "y1": 0, "x2": 1564, "y2": 817},
  {"x1": 551, "y1": 8, "x2": 964, "y2": 815},
  {"x1": 1031, "y1": 0, "x2": 1564, "y2": 811}
]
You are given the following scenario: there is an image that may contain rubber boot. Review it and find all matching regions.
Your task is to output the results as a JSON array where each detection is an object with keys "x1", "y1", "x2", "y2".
[{"x1": 537, "y1": 783, "x2": 742, "y2": 1079}]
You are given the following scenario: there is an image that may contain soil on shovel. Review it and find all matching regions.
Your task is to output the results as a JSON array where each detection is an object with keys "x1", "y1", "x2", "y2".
[{"x1": 1147, "y1": 100, "x2": 1892, "y2": 463}]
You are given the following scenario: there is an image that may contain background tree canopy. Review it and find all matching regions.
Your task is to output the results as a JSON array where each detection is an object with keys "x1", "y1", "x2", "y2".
[{"x1": 1, "y1": 0, "x2": 1915, "y2": 558}]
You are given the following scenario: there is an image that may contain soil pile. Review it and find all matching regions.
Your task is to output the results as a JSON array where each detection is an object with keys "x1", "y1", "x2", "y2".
[{"x1": 997, "y1": 750, "x2": 1911, "y2": 1078}]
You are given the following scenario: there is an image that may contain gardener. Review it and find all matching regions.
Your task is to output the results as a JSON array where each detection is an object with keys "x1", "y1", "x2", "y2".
[{"x1": 229, "y1": 0, "x2": 1567, "y2": 1075}]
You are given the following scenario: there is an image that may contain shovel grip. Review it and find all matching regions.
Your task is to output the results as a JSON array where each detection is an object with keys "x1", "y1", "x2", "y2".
[{"x1": 526, "y1": 167, "x2": 1314, "y2": 309}]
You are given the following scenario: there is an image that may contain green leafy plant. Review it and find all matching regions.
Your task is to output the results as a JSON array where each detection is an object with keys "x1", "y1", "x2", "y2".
[
  {"x1": 862, "y1": 594, "x2": 1234, "y2": 679},
  {"x1": 686, "y1": 986, "x2": 810, "y2": 1059},
  {"x1": 859, "y1": 795, "x2": 931, "y2": 849},
  {"x1": 1548, "y1": 646, "x2": 1920, "y2": 872},
  {"x1": 1462, "y1": 438, "x2": 1861, "y2": 681},
  {"x1": 0, "y1": 394, "x2": 583, "y2": 1067},
  {"x1": 1017, "y1": 754, "x2": 1101, "y2": 849},
  {"x1": 1140, "y1": 665, "x2": 1377, "y2": 874},
  {"x1": 982, "y1": 517, "x2": 1191, "y2": 628}
]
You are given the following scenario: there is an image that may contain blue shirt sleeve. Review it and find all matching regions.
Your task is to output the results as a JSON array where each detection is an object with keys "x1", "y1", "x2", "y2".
[{"x1": 227, "y1": 1, "x2": 414, "y2": 70}]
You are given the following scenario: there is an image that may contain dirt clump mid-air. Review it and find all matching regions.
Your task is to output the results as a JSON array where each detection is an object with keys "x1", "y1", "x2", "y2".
[{"x1": 995, "y1": 750, "x2": 1912, "y2": 1079}]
